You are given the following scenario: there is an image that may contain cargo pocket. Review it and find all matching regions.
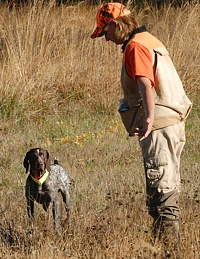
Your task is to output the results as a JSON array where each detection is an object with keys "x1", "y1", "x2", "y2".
[{"x1": 144, "y1": 154, "x2": 168, "y2": 188}]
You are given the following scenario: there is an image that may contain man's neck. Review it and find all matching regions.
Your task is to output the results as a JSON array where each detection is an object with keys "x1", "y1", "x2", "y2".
[{"x1": 121, "y1": 25, "x2": 147, "y2": 52}]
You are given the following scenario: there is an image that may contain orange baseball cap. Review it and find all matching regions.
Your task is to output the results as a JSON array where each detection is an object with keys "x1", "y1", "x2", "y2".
[{"x1": 91, "y1": 2, "x2": 129, "y2": 39}]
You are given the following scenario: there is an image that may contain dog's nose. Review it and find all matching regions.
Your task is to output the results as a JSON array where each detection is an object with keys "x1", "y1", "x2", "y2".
[
  {"x1": 39, "y1": 161, "x2": 43, "y2": 166},
  {"x1": 37, "y1": 157, "x2": 44, "y2": 168}
]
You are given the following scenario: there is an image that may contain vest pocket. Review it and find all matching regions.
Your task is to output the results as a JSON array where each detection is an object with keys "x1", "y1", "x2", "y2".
[{"x1": 118, "y1": 104, "x2": 145, "y2": 134}]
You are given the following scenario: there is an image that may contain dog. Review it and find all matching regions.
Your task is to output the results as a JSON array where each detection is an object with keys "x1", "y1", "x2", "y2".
[{"x1": 24, "y1": 148, "x2": 71, "y2": 232}]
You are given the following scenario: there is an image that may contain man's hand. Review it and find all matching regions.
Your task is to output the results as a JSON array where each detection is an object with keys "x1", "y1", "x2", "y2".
[{"x1": 129, "y1": 117, "x2": 153, "y2": 140}]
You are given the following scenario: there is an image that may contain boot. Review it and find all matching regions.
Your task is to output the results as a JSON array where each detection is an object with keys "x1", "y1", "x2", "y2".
[
  {"x1": 160, "y1": 220, "x2": 181, "y2": 258},
  {"x1": 152, "y1": 218, "x2": 181, "y2": 258}
]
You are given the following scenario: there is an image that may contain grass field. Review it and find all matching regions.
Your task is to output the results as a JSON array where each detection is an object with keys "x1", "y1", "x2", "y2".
[{"x1": 0, "y1": 1, "x2": 199, "y2": 258}]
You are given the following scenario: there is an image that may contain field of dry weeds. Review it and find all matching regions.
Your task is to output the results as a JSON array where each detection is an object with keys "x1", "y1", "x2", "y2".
[{"x1": 0, "y1": 1, "x2": 199, "y2": 258}]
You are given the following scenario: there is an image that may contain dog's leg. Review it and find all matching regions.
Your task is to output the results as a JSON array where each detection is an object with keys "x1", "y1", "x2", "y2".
[
  {"x1": 61, "y1": 191, "x2": 71, "y2": 227},
  {"x1": 27, "y1": 198, "x2": 34, "y2": 235},
  {"x1": 27, "y1": 198, "x2": 34, "y2": 219},
  {"x1": 52, "y1": 198, "x2": 60, "y2": 232}
]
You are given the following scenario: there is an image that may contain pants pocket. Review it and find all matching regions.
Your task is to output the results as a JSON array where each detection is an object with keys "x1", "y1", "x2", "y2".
[{"x1": 145, "y1": 154, "x2": 168, "y2": 188}]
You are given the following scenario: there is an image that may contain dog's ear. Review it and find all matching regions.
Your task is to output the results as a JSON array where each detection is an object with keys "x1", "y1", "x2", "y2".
[
  {"x1": 45, "y1": 150, "x2": 51, "y2": 172},
  {"x1": 45, "y1": 150, "x2": 49, "y2": 160},
  {"x1": 23, "y1": 151, "x2": 30, "y2": 174}
]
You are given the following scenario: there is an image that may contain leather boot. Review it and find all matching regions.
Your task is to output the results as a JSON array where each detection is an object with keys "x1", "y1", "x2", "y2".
[
  {"x1": 152, "y1": 218, "x2": 181, "y2": 258},
  {"x1": 161, "y1": 220, "x2": 181, "y2": 258}
]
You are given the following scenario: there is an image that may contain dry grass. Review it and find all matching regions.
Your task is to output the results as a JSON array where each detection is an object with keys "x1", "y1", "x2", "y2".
[{"x1": 0, "y1": 1, "x2": 199, "y2": 258}]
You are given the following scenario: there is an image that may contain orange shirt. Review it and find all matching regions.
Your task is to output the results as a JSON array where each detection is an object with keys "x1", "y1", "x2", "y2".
[
  {"x1": 125, "y1": 41, "x2": 155, "y2": 86},
  {"x1": 124, "y1": 31, "x2": 164, "y2": 86}
]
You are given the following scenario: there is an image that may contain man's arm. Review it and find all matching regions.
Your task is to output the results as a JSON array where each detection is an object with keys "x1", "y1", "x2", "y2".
[{"x1": 135, "y1": 76, "x2": 155, "y2": 141}]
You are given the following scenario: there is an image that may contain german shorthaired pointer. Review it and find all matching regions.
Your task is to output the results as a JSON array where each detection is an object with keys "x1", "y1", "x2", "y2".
[{"x1": 24, "y1": 148, "x2": 71, "y2": 232}]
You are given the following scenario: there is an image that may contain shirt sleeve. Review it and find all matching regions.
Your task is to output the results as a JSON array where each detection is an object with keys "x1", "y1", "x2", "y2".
[{"x1": 125, "y1": 41, "x2": 155, "y2": 86}]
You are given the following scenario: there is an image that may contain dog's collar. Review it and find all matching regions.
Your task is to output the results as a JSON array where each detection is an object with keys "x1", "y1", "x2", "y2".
[{"x1": 30, "y1": 170, "x2": 49, "y2": 185}]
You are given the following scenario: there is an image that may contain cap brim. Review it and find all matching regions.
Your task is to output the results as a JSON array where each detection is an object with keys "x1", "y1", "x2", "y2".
[{"x1": 91, "y1": 27, "x2": 104, "y2": 39}]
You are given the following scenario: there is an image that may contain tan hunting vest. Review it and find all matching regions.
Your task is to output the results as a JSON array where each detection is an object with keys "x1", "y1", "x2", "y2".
[{"x1": 120, "y1": 31, "x2": 192, "y2": 131}]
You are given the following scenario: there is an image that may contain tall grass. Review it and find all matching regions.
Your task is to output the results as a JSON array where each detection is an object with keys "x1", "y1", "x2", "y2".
[
  {"x1": 0, "y1": 1, "x2": 198, "y2": 120},
  {"x1": 0, "y1": 1, "x2": 121, "y2": 121},
  {"x1": 0, "y1": 1, "x2": 199, "y2": 258}
]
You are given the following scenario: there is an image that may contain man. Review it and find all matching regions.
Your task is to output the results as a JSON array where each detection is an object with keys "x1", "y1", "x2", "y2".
[{"x1": 91, "y1": 2, "x2": 192, "y2": 257}]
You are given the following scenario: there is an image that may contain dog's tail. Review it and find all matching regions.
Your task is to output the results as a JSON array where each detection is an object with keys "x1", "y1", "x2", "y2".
[{"x1": 54, "y1": 157, "x2": 59, "y2": 165}]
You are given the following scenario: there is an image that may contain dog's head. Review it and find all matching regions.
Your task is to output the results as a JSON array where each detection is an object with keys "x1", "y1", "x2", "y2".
[{"x1": 23, "y1": 148, "x2": 50, "y2": 178}]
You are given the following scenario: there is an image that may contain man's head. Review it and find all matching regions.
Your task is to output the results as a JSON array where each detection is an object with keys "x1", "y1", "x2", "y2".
[{"x1": 91, "y1": 2, "x2": 131, "y2": 39}]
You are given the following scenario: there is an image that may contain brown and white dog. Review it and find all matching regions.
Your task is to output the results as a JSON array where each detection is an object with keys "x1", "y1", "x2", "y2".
[{"x1": 24, "y1": 148, "x2": 71, "y2": 233}]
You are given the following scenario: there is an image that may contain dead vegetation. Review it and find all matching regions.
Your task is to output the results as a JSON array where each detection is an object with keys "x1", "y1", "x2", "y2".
[{"x1": 0, "y1": 1, "x2": 199, "y2": 258}]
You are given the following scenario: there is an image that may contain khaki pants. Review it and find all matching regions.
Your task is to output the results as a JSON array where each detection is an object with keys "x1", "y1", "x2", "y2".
[{"x1": 139, "y1": 121, "x2": 185, "y2": 220}]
